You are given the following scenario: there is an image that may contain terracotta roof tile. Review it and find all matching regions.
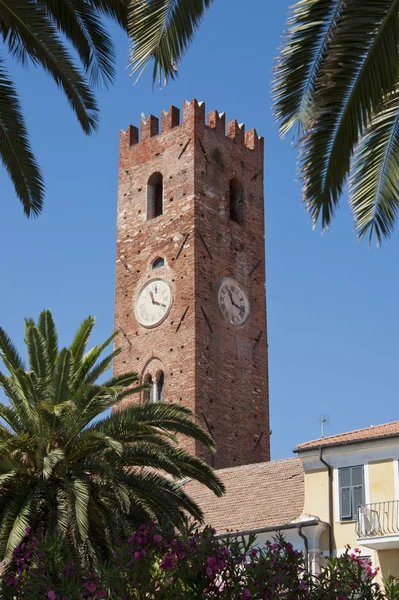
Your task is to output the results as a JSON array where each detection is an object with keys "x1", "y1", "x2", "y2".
[
  {"x1": 185, "y1": 458, "x2": 304, "y2": 533},
  {"x1": 295, "y1": 420, "x2": 399, "y2": 452}
]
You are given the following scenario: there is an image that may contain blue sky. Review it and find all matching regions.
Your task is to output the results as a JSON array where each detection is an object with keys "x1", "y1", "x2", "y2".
[{"x1": 1, "y1": 0, "x2": 398, "y2": 460}]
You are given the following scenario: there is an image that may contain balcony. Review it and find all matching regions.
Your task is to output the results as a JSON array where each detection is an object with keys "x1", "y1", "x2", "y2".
[{"x1": 356, "y1": 501, "x2": 399, "y2": 550}]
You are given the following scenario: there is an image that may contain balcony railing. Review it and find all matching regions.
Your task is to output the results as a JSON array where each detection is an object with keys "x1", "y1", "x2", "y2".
[{"x1": 356, "y1": 501, "x2": 399, "y2": 538}]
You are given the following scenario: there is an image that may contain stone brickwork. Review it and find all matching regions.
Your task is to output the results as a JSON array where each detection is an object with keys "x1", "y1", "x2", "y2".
[{"x1": 114, "y1": 99, "x2": 270, "y2": 468}]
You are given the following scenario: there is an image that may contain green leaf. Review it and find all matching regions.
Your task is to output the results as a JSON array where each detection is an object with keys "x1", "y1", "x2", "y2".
[
  {"x1": 0, "y1": 324, "x2": 25, "y2": 372},
  {"x1": 349, "y1": 90, "x2": 399, "y2": 243},
  {"x1": 128, "y1": 0, "x2": 214, "y2": 86},
  {"x1": 69, "y1": 316, "x2": 95, "y2": 367},
  {"x1": 302, "y1": 0, "x2": 399, "y2": 229},
  {"x1": 0, "y1": 55, "x2": 44, "y2": 216},
  {"x1": 38, "y1": 310, "x2": 58, "y2": 367},
  {"x1": 0, "y1": 0, "x2": 99, "y2": 134},
  {"x1": 51, "y1": 348, "x2": 73, "y2": 405},
  {"x1": 42, "y1": 448, "x2": 65, "y2": 480},
  {"x1": 24, "y1": 322, "x2": 50, "y2": 379},
  {"x1": 273, "y1": 0, "x2": 346, "y2": 137}
]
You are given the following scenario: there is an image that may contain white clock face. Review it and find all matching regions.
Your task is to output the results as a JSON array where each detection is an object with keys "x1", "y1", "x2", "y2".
[
  {"x1": 135, "y1": 278, "x2": 172, "y2": 328},
  {"x1": 217, "y1": 277, "x2": 250, "y2": 327}
]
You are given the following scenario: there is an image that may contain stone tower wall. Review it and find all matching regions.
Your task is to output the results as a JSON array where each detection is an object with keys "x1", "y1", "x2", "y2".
[{"x1": 114, "y1": 99, "x2": 269, "y2": 467}]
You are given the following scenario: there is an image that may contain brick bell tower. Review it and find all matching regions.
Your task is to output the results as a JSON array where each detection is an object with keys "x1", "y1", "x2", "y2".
[{"x1": 114, "y1": 99, "x2": 270, "y2": 469}]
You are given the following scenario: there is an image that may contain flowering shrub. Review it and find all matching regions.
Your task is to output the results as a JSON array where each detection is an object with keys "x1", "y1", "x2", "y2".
[{"x1": 1, "y1": 524, "x2": 396, "y2": 599}]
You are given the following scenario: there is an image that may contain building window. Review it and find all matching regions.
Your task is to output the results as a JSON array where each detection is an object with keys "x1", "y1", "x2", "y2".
[
  {"x1": 229, "y1": 178, "x2": 243, "y2": 224},
  {"x1": 339, "y1": 466, "x2": 364, "y2": 521},
  {"x1": 156, "y1": 371, "x2": 164, "y2": 401},
  {"x1": 143, "y1": 372, "x2": 164, "y2": 402},
  {"x1": 152, "y1": 257, "x2": 165, "y2": 269},
  {"x1": 147, "y1": 172, "x2": 163, "y2": 219},
  {"x1": 143, "y1": 374, "x2": 155, "y2": 402}
]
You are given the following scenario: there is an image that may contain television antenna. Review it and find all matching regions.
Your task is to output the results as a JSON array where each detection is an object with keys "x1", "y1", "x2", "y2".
[{"x1": 319, "y1": 414, "x2": 330, "y2": 438}]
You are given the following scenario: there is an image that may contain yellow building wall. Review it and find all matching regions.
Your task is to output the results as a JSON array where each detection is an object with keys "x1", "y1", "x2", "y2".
[
  {"x1": 303, "y1": 460, "x2": 398, "y2": 557},
  {"x1": 375, "y1": 550, "x2": 399, "y2": 582},
  {"x1": 303, "y1": 469, "x2": 329, "y2": 523},
  {"x1": 369, "y1": 460, "x2": 396, "y2": 504}
]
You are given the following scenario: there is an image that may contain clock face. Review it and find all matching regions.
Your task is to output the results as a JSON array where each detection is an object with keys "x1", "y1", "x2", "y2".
[
  {"x1": 135, "y1": 278, "x2": 172, "y2": 328},
  {"x1": 217, "y1": 277, "x2": 250, "y2": 327}
]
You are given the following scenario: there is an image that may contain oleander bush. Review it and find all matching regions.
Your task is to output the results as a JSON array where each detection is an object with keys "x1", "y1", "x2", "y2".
[{"x1": 2, "y1": 523, "x2": 396, "y2": 600}]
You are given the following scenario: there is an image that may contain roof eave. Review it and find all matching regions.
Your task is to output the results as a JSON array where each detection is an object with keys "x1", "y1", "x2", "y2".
[{"x1": 294, "y1": 432, "x2": 399, "y2": 454}]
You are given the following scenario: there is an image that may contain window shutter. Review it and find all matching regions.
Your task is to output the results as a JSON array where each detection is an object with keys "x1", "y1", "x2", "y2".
[
  {"x1": 341, "y1": 486, "x2": 352, "y2": 519},
  {"x1": 339, "y1": 466, "x2": 365, "y2": 521},
  {"x1": 353, "y1": 485, "x2": 364, "y2": 517}
]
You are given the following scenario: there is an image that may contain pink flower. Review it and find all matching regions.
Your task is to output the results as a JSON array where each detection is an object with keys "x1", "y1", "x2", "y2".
[
  {"x1": 84, "y1": 581, "x2": 97, "y2": 593},
  {"x1": 98, "y1": 591, "x2": 106, "y2": 599},
  {"x1": 207, "y1": 556, "x2": 217, "y2": 567},
  {"x1": 47, "y1": 592, "x2": 56, "y2": 600},
  {"x1": 153, "y1": 534, "x2": 162, "y2": 543},
  {"x1": 241, "y1": 589, "x2": 252, "y2": 598}
]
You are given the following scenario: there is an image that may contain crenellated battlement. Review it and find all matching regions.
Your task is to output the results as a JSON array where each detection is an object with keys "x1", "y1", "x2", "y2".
[{"x1": 120, "y1": 99, "x2": 263, "y2": 152}]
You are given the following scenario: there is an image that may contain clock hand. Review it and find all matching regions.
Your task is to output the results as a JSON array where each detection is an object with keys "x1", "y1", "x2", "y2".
[
  {"x1": 227, "y1": 290, "x2": 243, "y2": 312},
  {"x1": 149, "y1": 291, "x2": 155, "y2": 304},
  {"x1": 153, "y1": 301, "x2": 167, "y2": 307}
]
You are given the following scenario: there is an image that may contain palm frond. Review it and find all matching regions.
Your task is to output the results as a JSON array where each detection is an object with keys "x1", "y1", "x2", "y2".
[
  {"x1": 38, "y1": 310, "x2": 58, "y2": 368},
  {"x1": 69, "y1": 316, "x2": 96, "y2": 366},
  {"x1": 0, "y1": 0, "x2": 99, "y2": 134},
  {"x1": 51, "y1": 348, "x2": 73, "y2": 405},
  {"x1": 38, "y1": 0, "x2": 117, "y2": 88},
  {"x1": 0, "y1": 55, "x2": 44, "y2": 216},
  {"x1": 128, "y1": 0, "x2": 213, "y2": 85},
  {"x1": 273, "y1": 0, "x2": 346, "y2": 137},
  {"x1": 349, "y1": 89, "x2": 399, "y2": 244},
  {"x1": 0, "y1": 324, "x2": 25, "y2": 372},
  {"x1": 24, "y1": 321, "x2": 50, "y2": 379},
  {"x1": 107, "y1": 401, "x2": 215, "y2": 450},
  {"x1": 300, "y1": 0, "x2": 399, "y2": 228},
  {"x1": 84, "y1": 347, "x2": 121, "y2": 384}
]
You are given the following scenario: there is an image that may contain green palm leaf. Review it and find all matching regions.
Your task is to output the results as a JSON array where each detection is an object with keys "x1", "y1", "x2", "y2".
[
  {"x1": 349, "y1": 90, "x2": 399, "y2": 243},
  {"x1": 38, "y1": 310, "x2": 59, "y2": 368},
  {"x1": 0, "y1": 0, "x2": 99, "y2": 134},
  {"x1": 302, "y1": 0, "x2": 399, "y2": 229},
  {"x1": 274, "y1": 0, "x2": 399, "y2": 242},
  {"x1": 0, "y1": 55, "x2": 44, "y2": 215},
  {"x1": 0, "y1": 0, "x2": 126, "y2": 215},
  {"x1": 273, "y1": 0, "x2": 346, "y2": 136},
  {"x1": 24, "y1": 320, "x2": 50, "y2": 379},
  {"x1": 128, "y1": 0, "x2": 214, "y2": 85}
]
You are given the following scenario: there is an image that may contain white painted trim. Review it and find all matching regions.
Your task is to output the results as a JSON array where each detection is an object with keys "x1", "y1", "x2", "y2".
[
  {"x1": 394, "y1": 459, "x2": 399, "y2": 501},
  {"x1": 364, "y1": 462, "x2": 370, "y2": 505},
  {"x1": 300, "y1": 437, "x2": 399, "y2": 472},
  {"x1": 333, "y1": 467, "x2": 340, "y2": 523}
]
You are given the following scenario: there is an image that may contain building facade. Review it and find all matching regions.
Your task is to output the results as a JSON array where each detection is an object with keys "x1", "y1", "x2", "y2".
[
  {"x1": 297, "y1": 421, "x2": 399, "y2": 583},
  {"x1": 114, "y1": 99, "x2": 270, "y2": 468},
  {"x1": 187, "y1": 421, "x2": 399, "y2": 585}
]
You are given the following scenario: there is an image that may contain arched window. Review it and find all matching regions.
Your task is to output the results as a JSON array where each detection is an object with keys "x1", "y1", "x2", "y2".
[
  {"x1": 147, "y1": 172, "x2": 163, "y2": 220},
  {"x1": 143, "y1": 374, "x2": 155, "y2": 402},
  {"x1": 156, "y1": 371, "x2": 164, "y2": 402},
  {"x1": 229, "y1": 178, "x2": 243, "y2": 224},
  {"x1": 152, "y1": 256, "x2": 165, "y2": 269}
]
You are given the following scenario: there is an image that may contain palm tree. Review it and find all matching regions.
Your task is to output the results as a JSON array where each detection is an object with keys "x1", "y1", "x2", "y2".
[
  {"x1": 273, "y1": 1, "x2": 399, "y2": 244},
  {"x1": 0, "y1": 0, "x2": 128, "y2": 217},
  {"x1": 0, "y1": 310, "x2": 223, "y2": 566}
]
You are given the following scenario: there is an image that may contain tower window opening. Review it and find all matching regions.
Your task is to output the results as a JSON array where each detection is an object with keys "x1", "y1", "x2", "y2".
[
  {"x1": 152, "y1": 257, "x2": 165, "y2": 269},
  {"x1": 143, "y1": 374, "x2": 155, "y2": 402},
  {"x1": 147, "y1": 172, "x2": 163, "y2": 219},
  {"x1": 156, "y1": 371, "x2": 164, "y2": 401},
  {"x1": 229, "y1": 178, "x2": 243, "y2": 224}
]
